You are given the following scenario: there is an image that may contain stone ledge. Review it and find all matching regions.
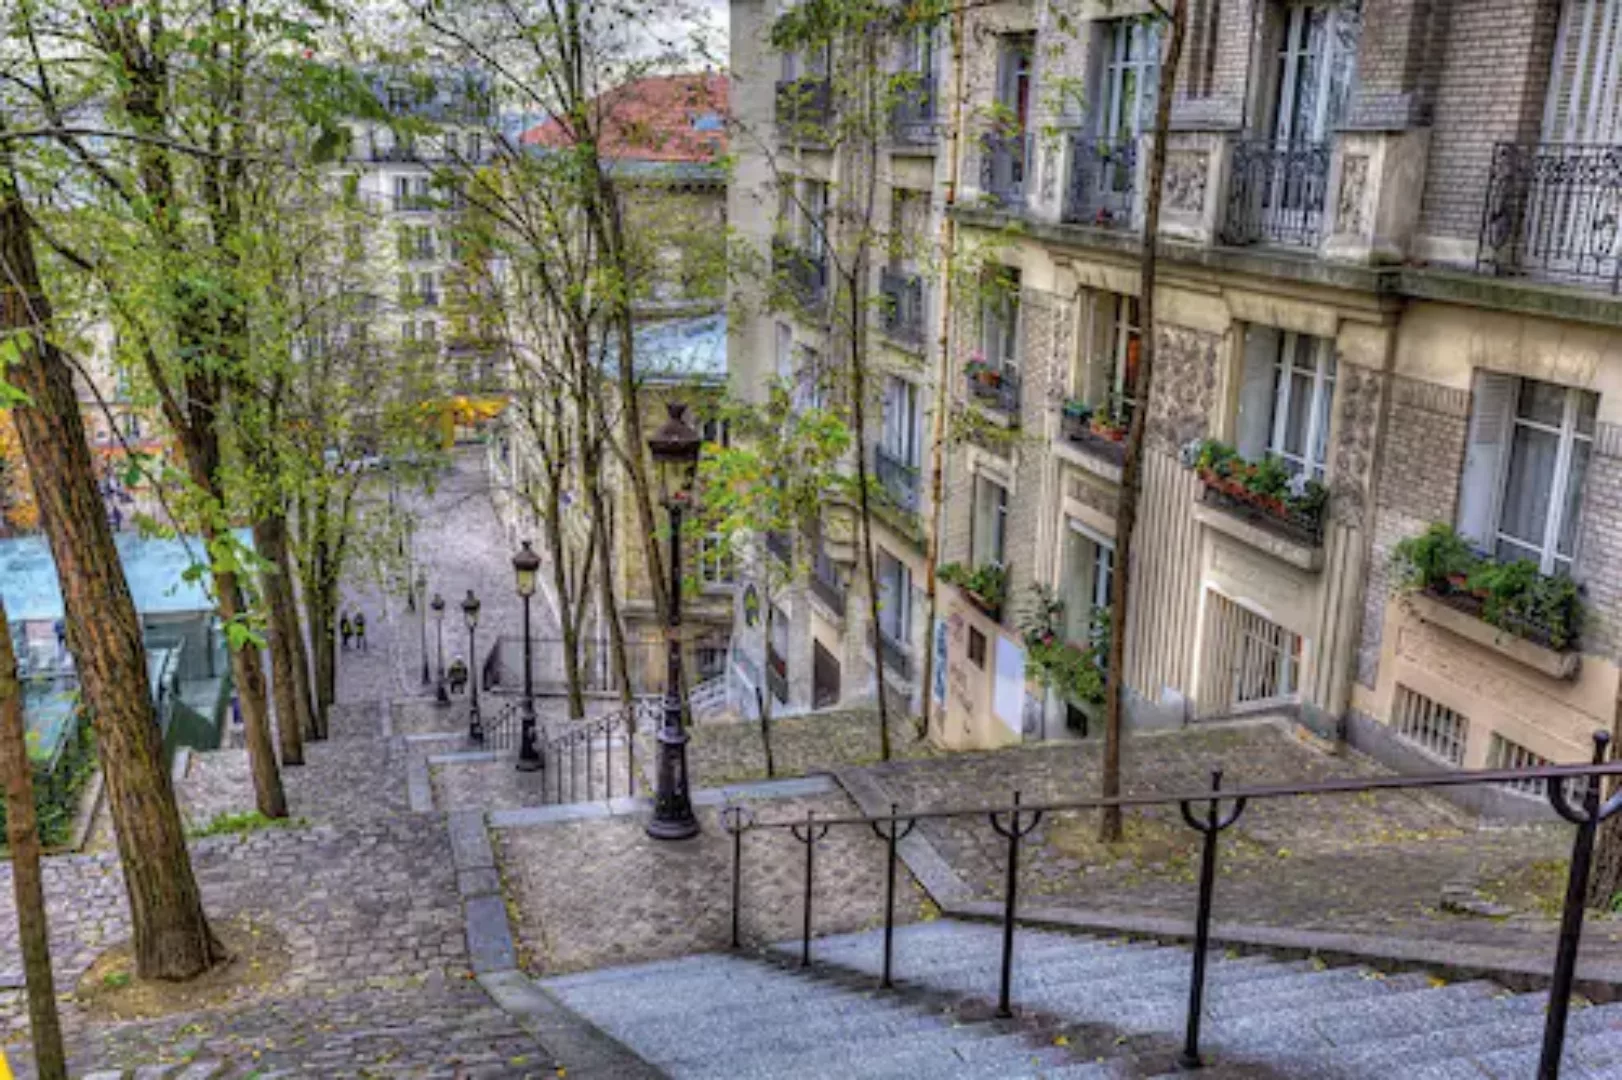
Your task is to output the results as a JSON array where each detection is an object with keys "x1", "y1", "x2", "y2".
[
  {"x1": 944, "y1": 901, "x2": 1622, "y2": 1000},
  {"x1": 1404, "y1": 591, "x2": 1581, "y2": 681},
  {"x1": 1052, "y1": 435, "x2": 1123, "y2": 485},
  {"x1": 479, "y1": 970, "x2": 662, "y2": 1079},
  {"x1": 833, "y1": 767, "x2": 975, "y2": 905},
  {"x1": 1193, "y1": 498, "x2": 1324, "y2": 572}
]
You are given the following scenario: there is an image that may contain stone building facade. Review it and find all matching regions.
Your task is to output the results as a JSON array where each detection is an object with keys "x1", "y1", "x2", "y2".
[{"x1": 729, "y1": 0, "x2": 1622, "y2": 809}]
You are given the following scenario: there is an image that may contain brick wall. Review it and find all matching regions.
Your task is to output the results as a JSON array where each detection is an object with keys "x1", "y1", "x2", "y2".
[
  {"x1": 1172, "y1": 0, "x2": 1254, "y2": 130},
  {"x1": 1356, "y1": 375, "x2": 1470, "y2": 688},
  {"x1": 1345, "y1": 0, "x2": 1441, "y2": 129},
  {"x1": 1416, "y1": 0, "x2": 1561, "y2": 248},
  {"x1": 1574, "y1": 427, "x2": 1622, "y2": 661}
]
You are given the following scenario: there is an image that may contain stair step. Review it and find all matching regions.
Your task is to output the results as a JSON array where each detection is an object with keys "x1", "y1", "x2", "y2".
[{"x1": 673, "y1": 1028, "x2": 1076, "y2": 1080}]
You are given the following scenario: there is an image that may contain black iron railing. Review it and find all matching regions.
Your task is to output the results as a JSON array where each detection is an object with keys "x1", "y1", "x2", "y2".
[
  {"x1": 1477, "y1": 142, "x2": 1622, "y2": 293},
  {"x1": 766, "y1": 644, "x2": 790, "y2": 704},
  {"x1": 776, "y1": 78, "x2": 833, "y2": 133},
  {"x1": 1221, "y1": 139, "x2": 1330, "y2": 248},
  {"x1": 483, "y1": 635, "x2": 669, "y2": 697},
  {"x1": 1063, "y1": 134, "x2": 1138, "y2": 227},
  {"x1": 878, "y1": 267, "x2": 926, "y2": 347},
  {"x1": 721, "y1": 732, "x2": 1622, "y2": 1076},
  {"x1": 771, "y1": 239, "x2": 828, "y2": 309},
  {"x1": 523, "y1": 697, "x2": 659, "y2": 805},
  {"x1": 965, "y1": 366, "x2": 1021, "y2": 418},
  {"x1": 874, "y1": 444, "x2": 921, "y2": 513},
  {"x1": 891, "y1": 76, "x2": 937, "y2": 145},
  {"x1": 979, "y1": 130, "x2": 1030, "y2": 205},
  {"x1": 810, "y1": 552, "x2": 846, "y2": 617}
]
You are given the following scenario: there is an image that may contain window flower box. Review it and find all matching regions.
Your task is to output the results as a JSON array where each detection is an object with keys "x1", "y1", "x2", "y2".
[
  {"x1": 1061, "y1": 399, "x2": 1128, "y2": 466},
  {"x1": 940, "y1": 561, "x2": 1007, "y2": 621},
  {"x1": 1188, "y1": 439, "x2": 1326, "y2": 549}
]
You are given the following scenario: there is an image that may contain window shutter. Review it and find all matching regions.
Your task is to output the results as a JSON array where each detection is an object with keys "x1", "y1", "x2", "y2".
[
  {"x1": 1235, "y1": 326, "x2": 1279, "y2": 460},
  {"x1": 1457, "y1": 371, "x2": 1518, "y2": 549}
]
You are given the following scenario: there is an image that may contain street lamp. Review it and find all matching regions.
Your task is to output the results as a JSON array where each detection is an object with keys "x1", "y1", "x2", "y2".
[
  {"x1": 462, "y1": 589, "x2": 483, "y2": 742},
  {"x1": 416, "y1": 569, "x2": 430, "y2": 685},
  {"x1": 431, "y1": 592, "x2": 449, "y2": 705},
  {"x1": 646, "y1": 401, "x2": 703, "y2": 841},
  {"x1": 513, "y1": 541, "x2": 543, "y2": 771}
]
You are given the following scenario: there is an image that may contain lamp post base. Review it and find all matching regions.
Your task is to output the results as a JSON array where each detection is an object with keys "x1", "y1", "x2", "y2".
[
  {"x1": 469, "y1": 708, "x2": 483, "y2": 743},
  {"x1": 646, "y1": 810, "x2": 700, "y2": 841},
  {"x1": 435, "y1": 681, "x2": 450, "y2": 706},
  {"x1": 516, "y1": 753, "x2": 543, "y2": 773},
  {"x1": 647, "y1": 723, "x2": 699, "y2": 840}
]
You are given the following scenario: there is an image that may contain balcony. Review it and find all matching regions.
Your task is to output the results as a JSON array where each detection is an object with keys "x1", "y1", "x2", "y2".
[
  {"x1": 1063, "y1": 134, "x2": 1138, "y2": 228},
  {"x1": 874, "y1": 444, "x2": 921, "y2": 513},
  {"x1": 1477, "y1": 142, "x2": 1622, "y2": 293},
  {"x1": 979, "y1": 130, "x2": 1030, "y2": 205},
  {"x1": 775, "y1": 78, "x2": 833, "y2": 134},
  {"x1": 964, "y1": 364, "x2": 1021, "y2": 419},
  {"x1": 891, "y1": 76, "x2": 937, "y2": 146},
  {"x1": 810, "y1": 552, "x2": 846, "y2": 618},
  {"x1": 772, "y1": 239, "x2": 829, "y2": 310},
  {"x1": 766, "y1": 643, "x2": 789, "y2": 704},
  {"x1": 1221, "y1": 140, "x2": 1330, "y2": 248},
  {"x1": 765, "y1": 529, "x2": 793, "y2": 564},
  {"x1": 878, "y1": 267, "x2": 926, "y2": 347},
  {"x1": 868, "y1": 623, "x2": 913, "y2": 681}
]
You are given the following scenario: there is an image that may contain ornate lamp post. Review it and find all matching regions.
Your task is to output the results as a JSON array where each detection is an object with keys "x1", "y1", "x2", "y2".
[
  {"x1": 513, "y1": 542, "x2": 543, "y2": 771},
  {"x1": 462, "y1": 589, "x2": 483, "y2": 742},
  {"x1": 416, "y1": 569, "x2": 430, "y2": 685},
  {"x1": 646, "y1": 402, "x2": 702, "y2": 841},
  {"x1": 431, "y1": 592, "x2": 449, "y2": 705}
]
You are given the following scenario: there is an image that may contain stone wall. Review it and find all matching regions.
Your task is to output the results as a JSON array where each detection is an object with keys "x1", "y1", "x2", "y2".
[
  {"x1": 1573, "y1": 426, "x2": 1622, "y2": 661},
  {"x1": 1345, "y1": 0, "x2": 1445, "y2": 130},
  {"x1": 1355, "y1": 375, "x2": 1471, "y2": 689}
]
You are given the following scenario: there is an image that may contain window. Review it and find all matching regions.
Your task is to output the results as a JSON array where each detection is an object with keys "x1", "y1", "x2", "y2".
[
  {"x1": 1059, "y1": 520, "x2": 1114, "y2": 644},
  {"x1": 881, "y1": 376, "x2": 921, "y2": 467},
  {"x1": 701, "y1": 417, "x2": 730, "y2": 449},
  {"x1": 981, "y1": 268, "x2": 1021, "y2": 374},
  {"x1": 877, "y1": 548, "x2": 912, "y2": 645},
  {"x1": 699, "y1": 532, "x2": 732, "y2": 587},
  {"x1": 996, "y1": 34, "x2": 1034, "y2": 131},
  {"x1": 1198, "y1": 591, "x2": 1301, "y2": 713},
  {"x1": 1235, "y1": 326, "x2": 1336, "y2": 481},
  {"x1": 903, "y1": 20, "x2": 936, "y2": 77},
  {"x1": 419, "y1": 272, "x2": 439, "y2": 307},
  {"x1": 802, "y1": 180, "x2": 828, "y2": 260},
  {"x1": 793, "y1": 344, "x2": 829, "y2": 411},
  {"x1": 1189, "y1": 0, "x2": 1223, "y2": 100},
  {"x1": 1078, "y1": 292, "x2": 1141, "y2": 416},
  {"x1": 968, "y1": 626, "x2": 987, "y2": 669},
  {"x1": 468, "y1": 132, "x2": 484, "y2": 162},
  {"x1": 1269, "y1": 3, "x2": 1359, "y2": 143},
  {"x1": 971, "y1": 474, "x2": 1008, "y2": 568},
  {"x1": 398, "y1": 273, "x2": 414, "y2": 307},
  {"x1": 1097, "y1": 19, "x2": 1159, "y2": 142},
  {"x1": 1458, "y1": 372, "x2": 1596, "y2": 575},
  {"x1": 1392, "y1": 686, "x2": 1468, "y2": 767},
  {"x1": 1487, "y1": 733, "x2": 1551, "y2": 797},
  {"x1": 394, "y1": 176, "x2": 411, "y2": 212},
  {"x1": 775, "y1": 322, "x2": 793, "y2": 380}
]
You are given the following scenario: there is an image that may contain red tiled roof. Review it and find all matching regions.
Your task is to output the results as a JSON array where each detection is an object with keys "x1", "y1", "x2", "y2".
[{"x1": 520, "y1": 73, "x2": 728, "y2": 163}]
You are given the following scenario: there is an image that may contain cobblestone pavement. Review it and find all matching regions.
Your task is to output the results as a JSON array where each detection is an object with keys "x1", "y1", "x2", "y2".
[
  {"x1": 664, "y1": 707, "x2": 935, "y2": 789},
  {"x1": 497, "y1": 790, "x2": 934, "y2": 976},
  {"x1": 854, "y1": 721, "x2": 1622, "y2": 961}
]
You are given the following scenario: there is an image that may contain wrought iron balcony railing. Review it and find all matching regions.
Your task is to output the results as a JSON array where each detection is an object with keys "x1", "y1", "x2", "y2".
[
  {"x1": 1221, "y1": 139, "x2": 1330, "y2": 248},
  {"x1": 775, "y1": 78, "x2": 833, "y2": 133},
  {"x1": 810, "y1": 552, "x2": 846, "y2": 617},
  {"x1": 979, "y1": 130, "x2": 1030, "y2": 205},
  {"x1": 1477, "y1": 141, "x2": 1622, "y2": 293},
  {"x1": 964, "y1": 365, "x2": 1021, "y2": 418},
  {"x1": 878, "y1": 267, "x2": 926, "y2": 346},
  {"x1": 772, "y1": 239, "x2": 829, "y2": 309},
  {"x1": 766, "y1": 644, "x2": 790, "y2": 704},
  {"x1": 874, "y1": 444, "x2": 921, "y2": 513},
  {"x1": 1063, "y1": 134, "x2": 1138, "y2": 227},
  {"x1": 891, "y1": 75, "x2": 937, "y2": 145}
]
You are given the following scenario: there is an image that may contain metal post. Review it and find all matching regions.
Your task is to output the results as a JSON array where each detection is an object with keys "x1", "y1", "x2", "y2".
[
  {"x1": 418, "y1": 581, "x2": 430, "y2": 686},
  {"x1": 870, "y1": 803, "x2": 917, "y2": 991},
  {"x1": 467, "y1": 617, "x2": 482, "y2": 742},
  {"x1": 989, "y1": 791, "x2": 1042, "y2": 1020},
  {"x1": 647, "y1": 497, "x2": 698, "y2": 840},
  {"x1": 723, "y1": 806, "x2": 752, "y2": 950},
  {"x1": 434, "y1": 600, "x2": 449, "y2": 706},
  {"x1": 788, "y1": 810, "x2": 829, "y2": 967},
  {"x1": 1178, "y1": 770, "x2": 1247, "y2": 1070},
  {"x1": 605, "y1": 718, "x2": 613, "y2": 800},
  {"x1": 1541, "y1": 732, "x2": 1622, "y2": 1080},
  {"x1": 517, "y1": 592, "x2": 541, "y2": 771}
]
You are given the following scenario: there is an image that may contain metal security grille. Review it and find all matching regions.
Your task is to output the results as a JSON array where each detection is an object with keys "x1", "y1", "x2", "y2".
[
  {"x1": 1392, "y1": 686, "x2": 1469, "y2": 767},
  {"x1": 1198, "y1": 592, "x2": 1301, "y2": 716},
  {"x1": 1487, "y1": 733, "x2": 1551, "y2": 796}
]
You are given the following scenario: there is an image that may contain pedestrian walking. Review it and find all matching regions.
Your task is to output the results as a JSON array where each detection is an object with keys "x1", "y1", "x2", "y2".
[
  {"x1": 354, "y1": 611, "x2": 368, "y2": 652},
  {"x1": 448, "y1": 655, "x2": 468, "y2": 695},
  {"x1": 340, "y1": 613, "x2": 353, "y2": 651}
]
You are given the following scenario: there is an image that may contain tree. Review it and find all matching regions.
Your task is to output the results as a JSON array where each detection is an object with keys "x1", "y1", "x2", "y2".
[
  {"x1": 699, "y1": 385, "x2": 851, "y2": 773},
  {"x1": 1099, "y1": 0, "x2": 1188, "y2": 842},
  {"x1": 0, "y1": 127, "x2": 224, "y2": 981},
  {"x1": 0, "y1": 411, "x2": 40, "y2": 534},
  {"x1": 0, "y1": 599, "x2": 67, "y2": 1080}
]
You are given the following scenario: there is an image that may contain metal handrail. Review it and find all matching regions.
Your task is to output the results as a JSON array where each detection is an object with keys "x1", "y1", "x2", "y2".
[
  {"x1": 534, "y1": 697, "x2": 657, "y2": 805},
  {"x1": 722, "y1": 732, "x2": 1622, "y2": 1076}
]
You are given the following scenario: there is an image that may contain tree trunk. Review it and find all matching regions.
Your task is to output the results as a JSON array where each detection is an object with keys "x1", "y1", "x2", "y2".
[
  {"x1": 1101, "y1": 0, "x2": 1188, "y2": 844},
  {"x1": 215, "y1": 567, "x2": 287, "y2": 818},
  {"x1": 583, "y1": 425, "x2": 634, "y2": 707},
  {"x1": 918, "y1": 0, "x2": 970, "y2": 744},
  {"x1": 544, "y1": 461, "x2": 587, "y2": 721},
  {"x1": 0, "y1": 175, "x2": 223, "y2": 981},
  {"x1": 281, "y1": 540, "x2": 321, "y2": 743},
  {"x1": 0, "y1": 601, "x2": 67, "y2": 1080},
  {"x1": 254, "y1": 516, "x2": 305, "y2": 767}
]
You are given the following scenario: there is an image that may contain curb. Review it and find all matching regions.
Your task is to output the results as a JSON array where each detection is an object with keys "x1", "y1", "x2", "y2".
[{"x1": 831, "y1": 766, "x2": 974, "y2": 905}]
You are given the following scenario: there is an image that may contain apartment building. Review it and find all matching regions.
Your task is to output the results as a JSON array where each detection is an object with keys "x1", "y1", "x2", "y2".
[
  {"x1": 729, "y1": 0, "x2": 1622, "y2": 810},
  {"x1": 728, "y1": 0, "x2": 949, "y2": 718}
]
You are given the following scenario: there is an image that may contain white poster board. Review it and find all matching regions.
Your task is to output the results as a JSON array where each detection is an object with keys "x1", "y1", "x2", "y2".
[{"x1": 993, "y1": 635, "x2": 1025, "y2": 736}]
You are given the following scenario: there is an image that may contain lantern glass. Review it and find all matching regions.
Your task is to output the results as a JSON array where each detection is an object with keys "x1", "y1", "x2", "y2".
[
  {"x1": 462, "y1": 589, "x2": 480, "y2": 630},
  {"x1": 512, "y1": 541, "x2": 541, "y2": 598}
]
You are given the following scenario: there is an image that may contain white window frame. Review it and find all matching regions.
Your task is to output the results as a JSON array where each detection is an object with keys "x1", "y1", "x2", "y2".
[
  {"x1": 881, "y1": 376, "x2": 922, "y2": 467},
  {"x1": 1058, "y1": 518, "x2": 1115, "y2": 642},
  {"x1": 981, "y1": 269, "x2": 1021, "y2": 376},
  {"x1": 1267, "y1": 331, "x2": 1336, "y2": 481},
  {"x1": 1271, "y1": 3, "x2": 1358, "y2": 143},
  {"x1": 878, "y1": 549, "x2": 912, "y2": 644},
  {"x1": 972, "y1": 473, "x2": 1009, "y2": 569},
  {"x1": 802, "y1": 180, "x2": 828, "y2": 261},
  {"x1": 1099, "y1": 18, "x2": 1159, "y2": 141},
  {"x1": 698, "y1": 531, "x2": 732, "y2": 587}
]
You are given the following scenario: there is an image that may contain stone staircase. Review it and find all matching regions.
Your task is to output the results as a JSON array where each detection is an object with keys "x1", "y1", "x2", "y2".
[{"x1": 539, "y1": 919, "x2": 1622, "y2": 1079}]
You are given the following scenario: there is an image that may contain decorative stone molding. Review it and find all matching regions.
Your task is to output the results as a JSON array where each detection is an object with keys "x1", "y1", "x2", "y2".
[
  {"x1": 1390, "y1": 374, "x2": 1470, "y2": 418},
  {"x1": 1403, "y1": 592, "x2": 1581, "y2": 681},
  {"x1": 1146, "y1": 324, "x2": 1219, "y2": 452},
  {"x1": 1330, "y1": 363, "x2": 1384, "y2": 530},
  {"x1": 1335, "y1": 154, "x2": 1371, "y2": 238},
  {"x1": 1164, "y1": 150, "x2": 1209, "y2": 215},
  {"x1": 1194, "y1": 500, "x2": 1324, "y2": 573}
]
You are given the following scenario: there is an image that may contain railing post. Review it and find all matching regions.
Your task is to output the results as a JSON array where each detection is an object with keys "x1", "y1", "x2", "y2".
[
  {"x1": 722, "y1": 806, "x2": 753, "y2": 950},
  {"x1": 587, "y1": 724, "x2": 594, "y2": 802},
  {"x1": 989, "y1": 791, "x2": 1043, "y2": 1019},
  {"x1": 789, "y1": 811, "x2": 830, "y2": 968},
  {"x1": 1177, "y1": 770, "x2": 1248, "y2": 1070},
  {"x1": 870, "y1": 803, "x2": 917, "y2": 991},
  {"x1": 605, "y1": 718, "x2": 613, "y2": 801},
  {"x1": 1541, "y1": 732, "x2": 1622, "y2": 1080}
]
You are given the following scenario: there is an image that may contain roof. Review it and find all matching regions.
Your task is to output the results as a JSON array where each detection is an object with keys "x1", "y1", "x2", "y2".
[
  {"x1": 521, "y1": 73, "x2": 728, "y2": 164},
  {"x1": 613, "y1": 313, "x2": 727, "y2": 386},
  {"x1": 0, "y1": 530, "x2": 253, "y2": 623}
]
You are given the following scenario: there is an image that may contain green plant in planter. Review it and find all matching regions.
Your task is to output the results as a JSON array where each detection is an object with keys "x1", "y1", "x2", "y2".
[
  {"x1": 940, "y1": 561, "x2": 1008, "y2": 612},
  {"x1": 1392, "y1": 522, "x2": 1478, "y2": 591},
  {"x1": 1016, "y1": 585, "x2": 1107, "y2": 705},
  {"x1": 1061, "y1": 398, "x2": 1091, "y2": 420}
]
